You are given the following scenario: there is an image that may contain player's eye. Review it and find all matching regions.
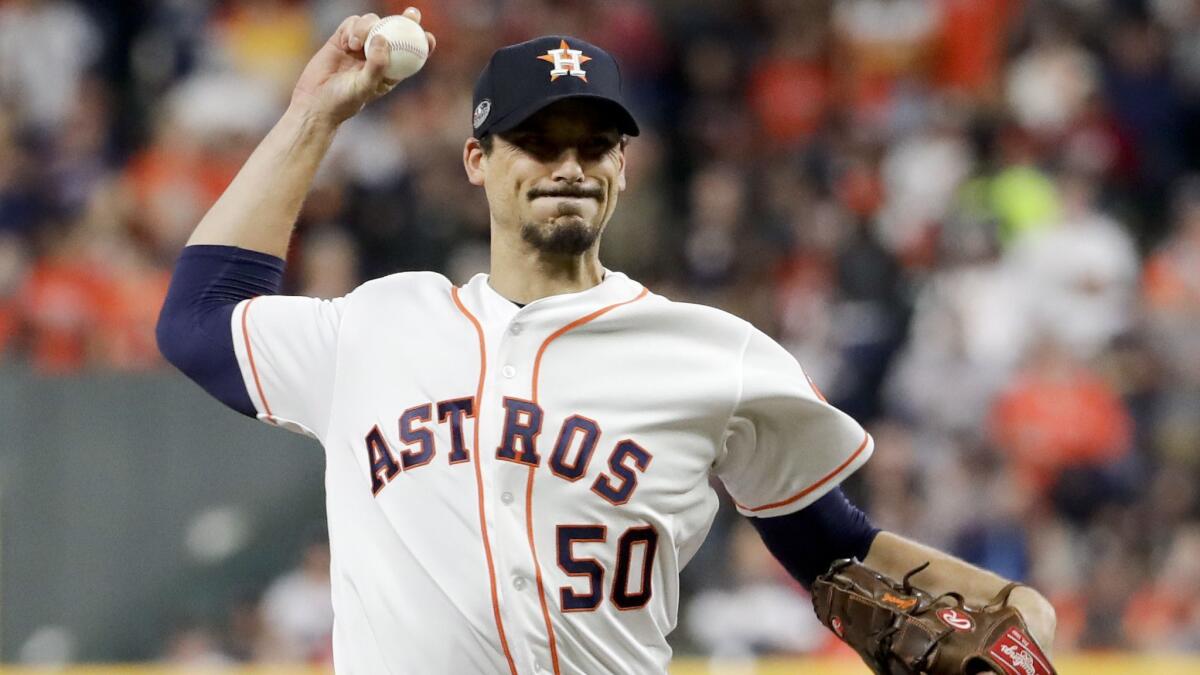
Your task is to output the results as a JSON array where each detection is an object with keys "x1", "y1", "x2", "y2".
[
  {"x1": 578, "y1": 137, "x2": 616, "y2": 159},
  {"x1": 516, "y1": 138, "x2": 557, "y2": 159},
  {"x1": 583, "y1": 140, "x2": 609, "y2": 154}
]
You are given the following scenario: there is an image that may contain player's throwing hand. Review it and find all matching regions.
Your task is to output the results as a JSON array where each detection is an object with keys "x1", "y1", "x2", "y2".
[{"x1": 290, "y1": 7, "x2": 436, "y2": 124}]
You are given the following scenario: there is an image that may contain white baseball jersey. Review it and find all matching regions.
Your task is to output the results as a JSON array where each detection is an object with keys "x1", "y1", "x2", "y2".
[{"x1": 230, "y1": 269, "x2": 873, "y2": 674}]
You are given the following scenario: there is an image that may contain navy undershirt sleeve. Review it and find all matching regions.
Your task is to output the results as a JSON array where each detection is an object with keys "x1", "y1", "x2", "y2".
[
  {"x1": 749, "y1": 486, "x2": 880, "y2": 589},
  {"x1": 156, "y1": 245, "x2": 286, "y2": 417}
]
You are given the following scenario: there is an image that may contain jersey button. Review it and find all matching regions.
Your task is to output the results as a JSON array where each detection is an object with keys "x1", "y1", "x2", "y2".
[
  {"x1": 512, "y1": 575, "x2": 527, "y2": 591},
  {"x1": 501, "y1": 491, "x2": 514, "y2": 505},
  {"x1": 509, "y1": 323, "x2": 523, "y2": 335},
  {"x1": 502, "y1": 364, "x2": 516, "y2": 378}
]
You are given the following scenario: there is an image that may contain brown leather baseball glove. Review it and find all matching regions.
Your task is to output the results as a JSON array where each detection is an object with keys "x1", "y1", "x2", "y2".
[{"x1": 811, "y1": 559, "x2": 1056, "y2": 675}]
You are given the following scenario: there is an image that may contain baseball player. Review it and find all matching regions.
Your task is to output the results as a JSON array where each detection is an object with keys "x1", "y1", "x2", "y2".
[{"x1": 157, "y1": 9, "x2": 1056, "y2": 674}]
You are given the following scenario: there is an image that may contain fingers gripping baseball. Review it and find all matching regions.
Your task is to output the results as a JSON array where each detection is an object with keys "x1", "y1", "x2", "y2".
[
  {"x1": 363, "y1": 32, "x2": 394, "y2": 95},
  {"x1": 292, "y1": 8, "x2": 435, "y2": 123}
]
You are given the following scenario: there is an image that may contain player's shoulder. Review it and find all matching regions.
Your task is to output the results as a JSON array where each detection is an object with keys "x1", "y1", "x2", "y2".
[
  {"x1": 325, "y1": 271, "x2": 457, "y2": 325},
  {"x1": 639, "y1": 292, "x2": 750, "y2": 327},
  {"x1": 631, "y1": 286, "x2": 753, "y2": 346},
  {"x1": 344, "y1": 270, "x2": 454, "y2": 303}
]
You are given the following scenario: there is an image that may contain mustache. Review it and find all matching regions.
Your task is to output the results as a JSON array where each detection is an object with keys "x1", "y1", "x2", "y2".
[{"x1": 528, "y1": 185, "x2": 604, "y2": 200}]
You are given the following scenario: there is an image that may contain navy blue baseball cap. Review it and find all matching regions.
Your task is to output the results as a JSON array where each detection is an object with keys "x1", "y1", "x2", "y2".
[{"x1": 471, "y1": 35, "x2": 640, "y2": 139}]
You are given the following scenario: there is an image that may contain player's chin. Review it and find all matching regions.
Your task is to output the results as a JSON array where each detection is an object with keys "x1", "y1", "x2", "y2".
[
  {"x1": 547, "y1": 213, "x2": 590, "y2": 229},
  {"x1": 520, "y1": 217, "x2": 601, "y2": 255}
]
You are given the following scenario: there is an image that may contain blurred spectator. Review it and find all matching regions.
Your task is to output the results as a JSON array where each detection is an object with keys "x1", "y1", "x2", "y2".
[
  {"x1": 933, "y1": 0, "x2": 1018, "y2": 100},
  {"x1": 1005, "y1": 11, "x2": 1098, "y2": 139},
  {"x1": 683, "y1": 163, "x2": 746, "y2": 288},
  {"x1": 1144, "y1": 177, "x2": 1200, "y2": 386},
  {"x1": 947, "y1": 449, "x2": 1032, "y2": 582},
  {"x1": 1103, "y1": 13, "x2": 1185, "y2": 208},
  {"x1": 1124, "y1": 526, "x2": 1200, "y2": 651},
  {"x1": 885, "y1": 214, "x2": 1025, "y2": 434},
  {"x1": 160, "y1": 621, "x2": 234, "y2": 666},
  {"x1": 685, "y1": 520, "x2": 827, "y2": 658},
  {"x1": 876, "y1": 98, "x2": 973, "y2": 262},
  {"x1": 0, "y1": 233, "x2": 29, "y2": 359},
  {"x1": 773, "y1": 192, "x2": 847, "y2": 392},
  {"x1": 0, "y1": 0, "x2": 104, "y2": 134},
  {"x1": 1007, "y1": 172, "x2": 1140, "y2": 358},
  {"x1": 224, "y1": 589, "x2": 287, "y2": 662},
  {"x1": 46, "y1": 78, "x2": 115, "y2": 216},
  {"x1": 18, "y1": 225, "x2": 107, "y2": 373},
  {"x1": 601, "y1": 131, "x2": 670, "y2": 280},
  {"x1": 0, "y1": 106, "x2": 42, "y2": 237},
  {"x1": 260, "y1": 533, "x2": 334, "y2": 663},
  {"x1": 828, "y1": 220, "x2": 908, "y2": 420},
  {"x1": 984, "y1": 129, "x2": 1062, "y2": 246},
  {"x1": 857, "y1": 421, "x2": 934, "y2": 538},
  {"x1": 125, "y1": 74, "x2": 273, "y2": 260},
  {"x1": 988, "y1": 338, "x2": 1132, "y2": 501},
  {"x1": 748, "y1": 2, "x2": 831, "y2": 148},
  {"x1": 833, "y1": 0, "x2": 941, "y2": 129},
  {"x1": 91, "y1": 244, "x2": 170, "y2": 370},
  {"x1": 298, "y1": 226, "x2": 360, "y2": 299},
  {"x1": 208, "y1": 0, "x2": 314, "y2": 97},
  {"x1": 1078, "y1": 543, "x2": 1139, "y2": 649}
]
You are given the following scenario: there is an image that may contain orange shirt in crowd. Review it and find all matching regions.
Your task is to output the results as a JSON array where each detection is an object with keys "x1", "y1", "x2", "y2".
[
  {"x1": 748, "y1": 58, "x2": 831, "y2": 146},
  {"x1": 833, "y1": 0, "x2": 941, "y2": 115},
  {"x1": 1122, "y1": 584, "x2": 1197, "y2": 650},
  {"x1": 1044, "y1": 590, "x2": 1086, "y2": 652},
  {"x1": 989, "y1": 363, "x2": 1131, "y2": 492},
  {"x1": 125, "y1": 145, "x2": 238, "y2": 213},
  {"x1": 19, "y1": 259, "x2": 106, "y2": 373},
  {"x1": 18, "y1": 256, "x2": 169, "y2": 373},
  {"x1": 1142, "y1": 249, "x2": 1200, "y2": 312},
  {"x1": 935, "y1": 0, "x2": 1017, "y2": 97},
  {"x1": 0, "y1": 298, "x2": 17, "y2": 358},
  {"x1": 93, "y1": 266, "x2": 170, "y2": 371},
  {"x1": 124, "y1": 143, "x2": 244, "y2": 254}
]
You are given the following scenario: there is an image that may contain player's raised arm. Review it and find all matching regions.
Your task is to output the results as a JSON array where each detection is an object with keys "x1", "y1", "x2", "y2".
[
  {"x1": 157, "y1": 9, "x2": 434, "y2": 423},
  {"x1": 187, "y1": 8, "x2": 435, "y2": 256}
]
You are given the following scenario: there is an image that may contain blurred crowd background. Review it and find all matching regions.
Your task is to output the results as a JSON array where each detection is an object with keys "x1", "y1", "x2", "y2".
[{"x1": 3, "y1": 0, "x2": 1200, "y2": 665}]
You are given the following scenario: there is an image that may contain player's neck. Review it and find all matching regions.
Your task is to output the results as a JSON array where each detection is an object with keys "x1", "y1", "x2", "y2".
[{"x1": 488, "y1": 238, "x2": 604, "y2": 305}]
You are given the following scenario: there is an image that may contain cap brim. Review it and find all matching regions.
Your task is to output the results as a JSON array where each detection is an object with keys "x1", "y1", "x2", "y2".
[{"x1": 485, "y1": 93, "x2": 640, "y2": 137}]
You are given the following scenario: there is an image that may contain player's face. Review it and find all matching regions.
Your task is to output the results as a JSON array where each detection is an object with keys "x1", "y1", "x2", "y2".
[{"x1": 466, "y1": 100, "x2": 626, "y2": 256}]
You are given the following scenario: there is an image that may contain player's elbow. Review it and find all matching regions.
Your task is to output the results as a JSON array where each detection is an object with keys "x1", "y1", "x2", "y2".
[
  {"x1": 155, "y1": 245, "x2": 279, "y2": 417},
  {"x1": 155, "y1": 293, "x2": 234, "y2": 380},
  {"x1": 156, "y1": 295, "x2": 256, "y2": 416},
  {"x1": 155, "y1": 297, "x2": 193, "y2": 372}
]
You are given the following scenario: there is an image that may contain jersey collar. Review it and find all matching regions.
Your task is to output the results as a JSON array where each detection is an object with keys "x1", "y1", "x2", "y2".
[{"x1": 459, "y1": 269, "x2": 644, "y2": 327}]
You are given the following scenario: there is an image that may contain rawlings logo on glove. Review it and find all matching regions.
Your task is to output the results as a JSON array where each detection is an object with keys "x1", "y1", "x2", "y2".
[{"x1": 812, "y1": 559, "x2": 1056, "y2": 675}]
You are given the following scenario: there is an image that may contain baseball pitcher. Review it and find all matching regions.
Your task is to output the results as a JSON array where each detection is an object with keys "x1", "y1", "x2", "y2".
[{"x1": 157, "y1": 8, "x2": 1057, "y2": 674}]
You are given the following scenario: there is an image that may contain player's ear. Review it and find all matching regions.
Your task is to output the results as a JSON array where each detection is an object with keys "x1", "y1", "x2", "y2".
[
  {"x1": 616, "y1": 136, "x2": 628, "y2": 192},
  {"x1": 464, "y1": 137, "x2": 486, "y2": 186}
]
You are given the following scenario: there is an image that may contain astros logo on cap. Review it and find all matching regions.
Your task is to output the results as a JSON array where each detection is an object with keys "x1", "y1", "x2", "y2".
[{"x1": 537, "y1": 39, "x2": 591, "y2": 82}]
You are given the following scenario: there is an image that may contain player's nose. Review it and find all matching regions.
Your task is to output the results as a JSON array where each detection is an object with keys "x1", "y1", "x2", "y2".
[{"x1": 549, "y1": 148, "x2": 585, "y2": 183}]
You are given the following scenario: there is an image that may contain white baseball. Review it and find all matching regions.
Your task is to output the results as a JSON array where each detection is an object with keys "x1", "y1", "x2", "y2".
[{"x1": 365, "y1": 15, "x2": 429, "y2": 82}]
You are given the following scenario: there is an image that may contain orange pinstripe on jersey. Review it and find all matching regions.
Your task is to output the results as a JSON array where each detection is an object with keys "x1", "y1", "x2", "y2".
[
  {"x1": 531, "y1": 287, "x2": 650, "y2": 401},
  {"x1": 527, "y1": 286, "x2": 649, "y2": 675},
  {"x1": 734, "y1": 431, "x2": 873, "y2": 513},
  {"x1": 451, "y1": 287, "x2": 519, "y2": 675},
  {"x1": 240, "y1": 298, "x2": 277, "y2": 425}
]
